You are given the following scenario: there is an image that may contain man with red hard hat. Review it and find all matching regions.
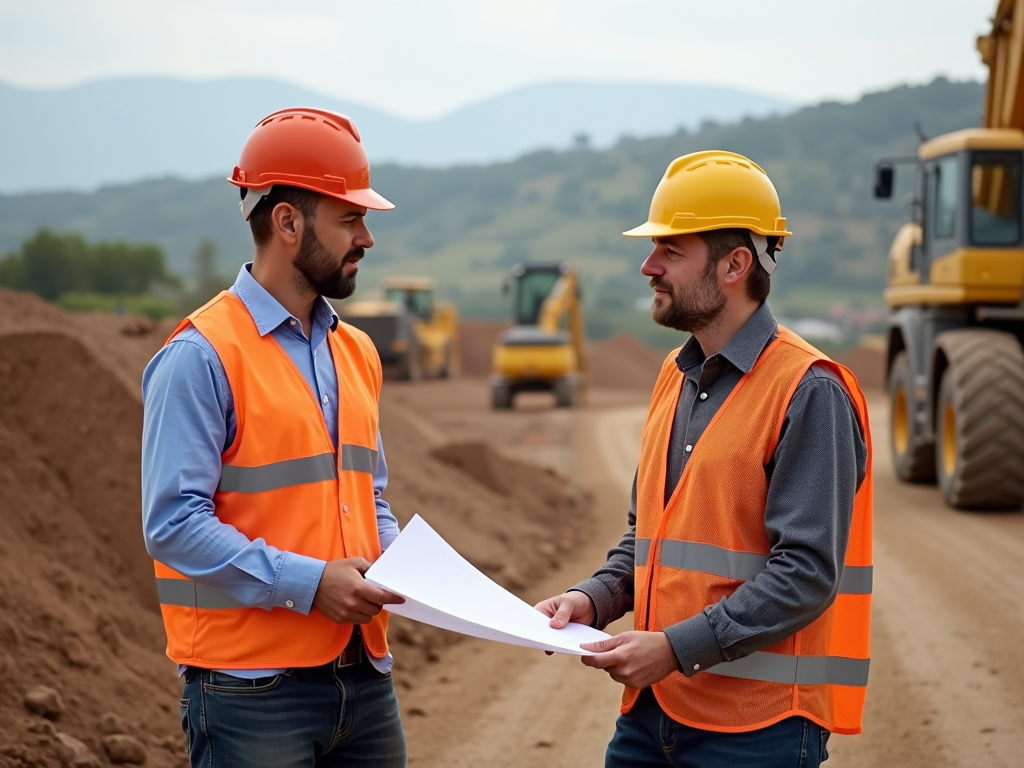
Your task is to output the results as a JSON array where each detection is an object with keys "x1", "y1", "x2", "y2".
[{"x1": 142, "y1": 108, "x2": 407, "y2": 767}]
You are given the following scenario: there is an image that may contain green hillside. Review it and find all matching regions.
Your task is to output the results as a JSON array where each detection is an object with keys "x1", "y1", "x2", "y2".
[{"x1": 0, "y1": 77, "x2": 982, "y2": 347}]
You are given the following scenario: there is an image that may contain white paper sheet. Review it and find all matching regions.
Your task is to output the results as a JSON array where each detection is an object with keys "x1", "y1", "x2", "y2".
[{"x1": 364, "y1": 514, "x2": 610, "y2": 655}]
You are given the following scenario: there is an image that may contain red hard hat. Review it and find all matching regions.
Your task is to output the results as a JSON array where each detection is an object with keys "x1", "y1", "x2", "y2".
[{"x1": 228, "y1": 107, "x2": 394, "y2": 212}]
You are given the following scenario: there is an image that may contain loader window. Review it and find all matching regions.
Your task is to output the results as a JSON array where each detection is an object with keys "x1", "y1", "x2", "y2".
[
  {"x1": 970, "y1": 153, "x2": 1022, "y2": 246},
  {"x1": 933, "y1": 156, "x2": 959, "y2": 240},
  {"x1": 385, "y1": 288, "x2": 433, "y2": 320},
  {"x1": 514, "y1": 269, "x2": 561, "y2": 326}
]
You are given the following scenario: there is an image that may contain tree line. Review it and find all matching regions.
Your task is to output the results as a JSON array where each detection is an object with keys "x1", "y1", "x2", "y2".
[{"x1": 0, "y1": 229, "x2": 226, "y2": 319}]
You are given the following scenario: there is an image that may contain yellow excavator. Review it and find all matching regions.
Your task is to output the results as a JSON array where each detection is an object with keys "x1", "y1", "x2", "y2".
[
  {"x1": 874, "y1": 0, "x2": 1024, "y2": 509},
  {"x1": 490, "y1": 262, "x2": 587, "y2": 409},
  {"x1": 340, "y1": 277, "x2": 459, "y2": 380}
]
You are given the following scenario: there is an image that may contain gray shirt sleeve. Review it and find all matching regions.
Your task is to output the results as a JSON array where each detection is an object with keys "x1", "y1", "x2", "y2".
[
  {"x1": 664, "y1": 365, "x2": 868, "y2": 676},
  {"x1": 569, "y1": 470, "x2": 638, "y2": 629}
]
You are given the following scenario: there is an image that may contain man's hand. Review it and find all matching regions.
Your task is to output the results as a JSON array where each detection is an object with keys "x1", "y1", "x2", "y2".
[
  {"x1": 312, "y1": 557, "x2": 404, "y2": 624},
  {"x1": 580, "y1": 631, "x2": 680, "y2": 689},
  {"x1": 535, "y1": 591, "x2": 596, "y2": 629}
]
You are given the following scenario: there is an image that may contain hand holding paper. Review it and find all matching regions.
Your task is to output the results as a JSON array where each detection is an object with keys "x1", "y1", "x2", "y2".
[{"x1": 364, "y1": 515, "x2": 610, "y2": 655}]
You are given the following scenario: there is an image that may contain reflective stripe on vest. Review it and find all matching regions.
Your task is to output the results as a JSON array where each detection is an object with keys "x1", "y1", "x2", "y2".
[
  {"x1": 711, "y1": 652, "x2": 870, "y2": 687},
  {"x1": 635, "y1": 537, "x2": 873, "y2": 595},
  {"x1": 156, "y1": 578, "x2": 247, "y2": 609},
  {"x1": 217, "y1": 446, "x2": 379, "y2": 493}
]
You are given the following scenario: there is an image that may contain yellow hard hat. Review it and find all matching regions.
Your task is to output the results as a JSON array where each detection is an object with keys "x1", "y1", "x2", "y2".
[{"x1": 623, "y1": 150, "x2": 792, "y2": 240}]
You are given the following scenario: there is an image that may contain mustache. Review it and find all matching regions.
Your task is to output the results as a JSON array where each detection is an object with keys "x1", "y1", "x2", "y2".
[
  {"x1": 649, "y1": 277, "x2": 672, "y2": 293},
  {"x1": 344, "y1": 247, "x2": 365, "y2": 264}
]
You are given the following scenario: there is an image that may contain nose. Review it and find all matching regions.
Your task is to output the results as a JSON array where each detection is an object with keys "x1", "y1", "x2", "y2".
[
  {"x1": 640, "y1": 249, "x2": 664, "y2": 278},
  {"x1": 355, "y1": 220, "x2": 375, "y2": 249}
]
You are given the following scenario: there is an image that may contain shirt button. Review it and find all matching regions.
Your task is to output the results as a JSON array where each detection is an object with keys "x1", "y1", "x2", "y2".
[
  {"x1": 343, "y1": 504, "x2": 349, "y2": 513},
  {"x1": 322, "y1": 394, "x2": 329, "y2": 404},
  {"x1": 685, "y1": 445, "x2": 693, "y2": 453},
  {"x1": 693, "y1": 663, "x2": 700, "y2": 671},
  {"x1": 289, "y1": 319, "x2": 297, "y2": 326},
  {"x1": 699, "y1": 392, "x2": 708, "y2": 401},
  {"x1": 285, "y1": 599, "x2": 295, "y2": 609}
]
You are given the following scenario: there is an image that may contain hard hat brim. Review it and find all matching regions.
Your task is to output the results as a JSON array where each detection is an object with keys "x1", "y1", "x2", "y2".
[
  {"x1": 337, "y1": 186, "x2": 395, "y2": 211},
  {"x1": 622, "y1": 221, "x2": 794, "y2": 238}
]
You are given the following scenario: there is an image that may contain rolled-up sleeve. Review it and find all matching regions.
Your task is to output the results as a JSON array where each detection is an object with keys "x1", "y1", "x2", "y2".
[{"x1": 141, "y1": 334, "x2": 325, "y2": 614}]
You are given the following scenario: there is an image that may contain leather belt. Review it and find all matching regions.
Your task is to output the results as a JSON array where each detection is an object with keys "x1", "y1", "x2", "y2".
[{"x1": 333, "y1": 628, "x2": 366, "y2": 669}]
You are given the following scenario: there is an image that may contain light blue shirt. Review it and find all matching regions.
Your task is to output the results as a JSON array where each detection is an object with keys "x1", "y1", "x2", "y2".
[{"x1": 141, "y1": 264, "x2": 399, "y2": 676}]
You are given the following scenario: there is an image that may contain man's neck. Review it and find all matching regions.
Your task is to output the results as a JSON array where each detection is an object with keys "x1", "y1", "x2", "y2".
[
  {"x1": 692, "y1": 299, "x2": 760, "y2": 359},
  {"x1": 250, "y1": 256, "x2": 317, "y2": 338}
]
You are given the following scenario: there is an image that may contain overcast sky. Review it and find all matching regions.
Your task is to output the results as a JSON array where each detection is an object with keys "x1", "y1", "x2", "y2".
[{"x1": 0, "y1": 0, "x2": 995, "y2": 120}]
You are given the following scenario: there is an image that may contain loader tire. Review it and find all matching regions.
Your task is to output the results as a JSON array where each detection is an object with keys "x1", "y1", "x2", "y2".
[
  {"x1": 888, "y1": 351, "x2": 935, "y2": 483},
  {"x1": 934, "y1": 329, "x2": 1024, "y2": 510},
  {"x1": 491, "y1": 381, "x2": 513, "y2": 410}
]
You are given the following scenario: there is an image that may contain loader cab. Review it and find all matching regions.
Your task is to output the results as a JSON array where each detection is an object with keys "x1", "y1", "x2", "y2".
[
  {"x1": 383, "y1": 277, "x2": 436, "y2": 322},
  {"x1": 876, "y1": 129, "x2": 1024, "y2": 304}
]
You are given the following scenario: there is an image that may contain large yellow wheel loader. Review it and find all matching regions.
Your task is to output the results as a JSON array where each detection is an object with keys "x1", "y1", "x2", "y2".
[
  {"x1": 874, "y1": 0, "x2": 1024, "y2": 509},
  {"x1": 490, "y1": 262, "x2": 587, "y2": 409},
  {"x1": 341, "y1": 277, "x2": 460, "y2": 380}
]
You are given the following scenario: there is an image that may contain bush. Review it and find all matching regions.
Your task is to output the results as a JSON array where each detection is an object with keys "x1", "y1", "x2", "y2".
[{"x1": 56, "y1": 291, "x2": 179, "y2": 320}]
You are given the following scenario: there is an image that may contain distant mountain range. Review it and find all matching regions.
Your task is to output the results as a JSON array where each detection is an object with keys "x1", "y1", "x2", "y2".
[
  {"x1": 0, "y1": 77, "x2": 983, "y2": 348},
  {"x1": 0, "y1": 77, "x2": 794, "y2": 193}
]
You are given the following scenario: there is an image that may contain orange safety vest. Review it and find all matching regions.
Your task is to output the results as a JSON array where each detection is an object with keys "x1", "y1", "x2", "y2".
[
  {"x1": 152, "y1": 291, "x2": 389, "y2": 669},
  {"x1": 628, "y1": 326, "x2": 872, "y2": 735}
]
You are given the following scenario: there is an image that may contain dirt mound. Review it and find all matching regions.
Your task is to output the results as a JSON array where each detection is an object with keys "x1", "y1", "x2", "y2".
[
  {"x1": 0, "y1": 288, "x2": 592, "y2": 765},
  {"x1": 836, "y1": 343, "x2": 885, "y2": 392},
  {"x1": 457, "y1": 319, "x2": 508, "y2": 379},
  {"x1": 586, "y1": 333, "x2": 667, "y2": 392}
]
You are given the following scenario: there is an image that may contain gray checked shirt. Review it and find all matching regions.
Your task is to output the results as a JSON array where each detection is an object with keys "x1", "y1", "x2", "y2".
[{"x1": 571, "y1": 301, "x2": 868, "y2": 678}]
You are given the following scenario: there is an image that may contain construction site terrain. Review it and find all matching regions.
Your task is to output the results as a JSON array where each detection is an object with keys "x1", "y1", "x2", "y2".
[{"x1": 1, "y1": 290, "x2": 1022, "y2": 767}]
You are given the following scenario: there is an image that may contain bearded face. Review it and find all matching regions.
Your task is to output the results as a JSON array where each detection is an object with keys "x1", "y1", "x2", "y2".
[
  {"x1": 292, "y1": 222, "x2": 363, "y2": 300},
  {"x1": 649, "y1": 255, "x2": 726, "y2": 334}
]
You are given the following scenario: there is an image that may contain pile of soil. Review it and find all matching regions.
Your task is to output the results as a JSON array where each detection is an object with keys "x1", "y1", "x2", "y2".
[
  {"x1": 0, "y1": 288, "x2": 592, "y2": 767},
  {"x1": 585, "y1": 333, "x2": 666, "y2": 392},
  {"x1": 457, "y1": 319, "x2": 665, "y2": 393},
  {"x1": 456, "y1": 319, "x2": 509, "y2": 379},
  {"x1": 836, "y1": 343, "x2": 885, "y2": 392}
]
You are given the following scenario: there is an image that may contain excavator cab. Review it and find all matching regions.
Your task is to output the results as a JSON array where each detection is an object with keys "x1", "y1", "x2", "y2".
[{"x1": 490, "y1": 262, "x2": 587, "y2": 409}]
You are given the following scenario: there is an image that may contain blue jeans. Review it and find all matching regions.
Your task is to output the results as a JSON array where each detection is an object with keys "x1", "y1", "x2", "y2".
[
  {"x1": 606, "y1": 688, "x2": 829, "y2": 768},
  {"x1": 179, "y1": 661, "x2": 406, "y2": 768}
]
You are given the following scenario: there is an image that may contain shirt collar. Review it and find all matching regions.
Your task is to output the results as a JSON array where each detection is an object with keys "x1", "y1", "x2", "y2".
[
  {"x1": 231, "y1": 263, "x2": 339, "y2": 337},
  {"x1": 675, "y1": 301, "x2": 778, "y2": 375}
]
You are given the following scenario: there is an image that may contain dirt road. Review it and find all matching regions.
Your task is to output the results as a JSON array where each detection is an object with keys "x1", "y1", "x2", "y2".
[{"x1": 395, "y1": 381, "x2": 1024, "y2": 767}]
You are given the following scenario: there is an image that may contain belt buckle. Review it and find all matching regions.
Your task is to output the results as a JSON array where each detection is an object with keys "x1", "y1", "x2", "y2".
[{"x1": 334, "y1": 633, "x2": 364, "y2": 669}]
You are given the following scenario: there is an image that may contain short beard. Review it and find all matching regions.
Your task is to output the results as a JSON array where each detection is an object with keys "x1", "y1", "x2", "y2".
[
  {"x1": 292, "y1": 224, "x2": 362, "y2": 300},
  {"x1": 651, "y1": 259, "x2": 726, "y2": 334}
]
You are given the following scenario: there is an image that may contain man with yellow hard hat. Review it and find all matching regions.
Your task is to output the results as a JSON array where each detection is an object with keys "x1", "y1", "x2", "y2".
[{"x1": 537, "y1": 151, "x2": 872, "y2": 767}]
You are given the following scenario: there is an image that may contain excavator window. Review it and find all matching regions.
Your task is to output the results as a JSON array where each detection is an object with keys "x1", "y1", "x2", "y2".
[
  {"x1": 514, "y1": 269, "x2": 561, "y2": 326},
  {"x1": 970, "y1": 152, "x2": 1022, "y2": 246}
]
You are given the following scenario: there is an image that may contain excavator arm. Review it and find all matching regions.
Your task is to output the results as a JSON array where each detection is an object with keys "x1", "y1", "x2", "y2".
[
  {"x1": 537, "y1": 270, "x2": 587, "y2": 397},
  {"x1": 979, "y1": 0, "x2": 1024, "y2": 131}
]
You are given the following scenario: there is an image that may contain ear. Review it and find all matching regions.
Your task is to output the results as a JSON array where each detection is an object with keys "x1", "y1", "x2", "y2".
[
  {"x1": 720, "y1": 246, "x2": 753, "y2": 289},
  {"x1": 270, "y1": 203, "x2": 303, "y2": 247}
]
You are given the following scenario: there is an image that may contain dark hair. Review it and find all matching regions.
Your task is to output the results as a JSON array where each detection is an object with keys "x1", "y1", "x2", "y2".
[
  {"x1": 696, "y1": 228, "x2": 772, "y2": 303},
  {"x1": 246, "y1": 185, "x2": 322, "y2": 248}
]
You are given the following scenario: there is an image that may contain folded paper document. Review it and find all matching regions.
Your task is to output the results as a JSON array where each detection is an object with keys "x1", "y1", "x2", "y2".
[{"x1": 364, "y1": 514, "x2": 610, "y2": 654}]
